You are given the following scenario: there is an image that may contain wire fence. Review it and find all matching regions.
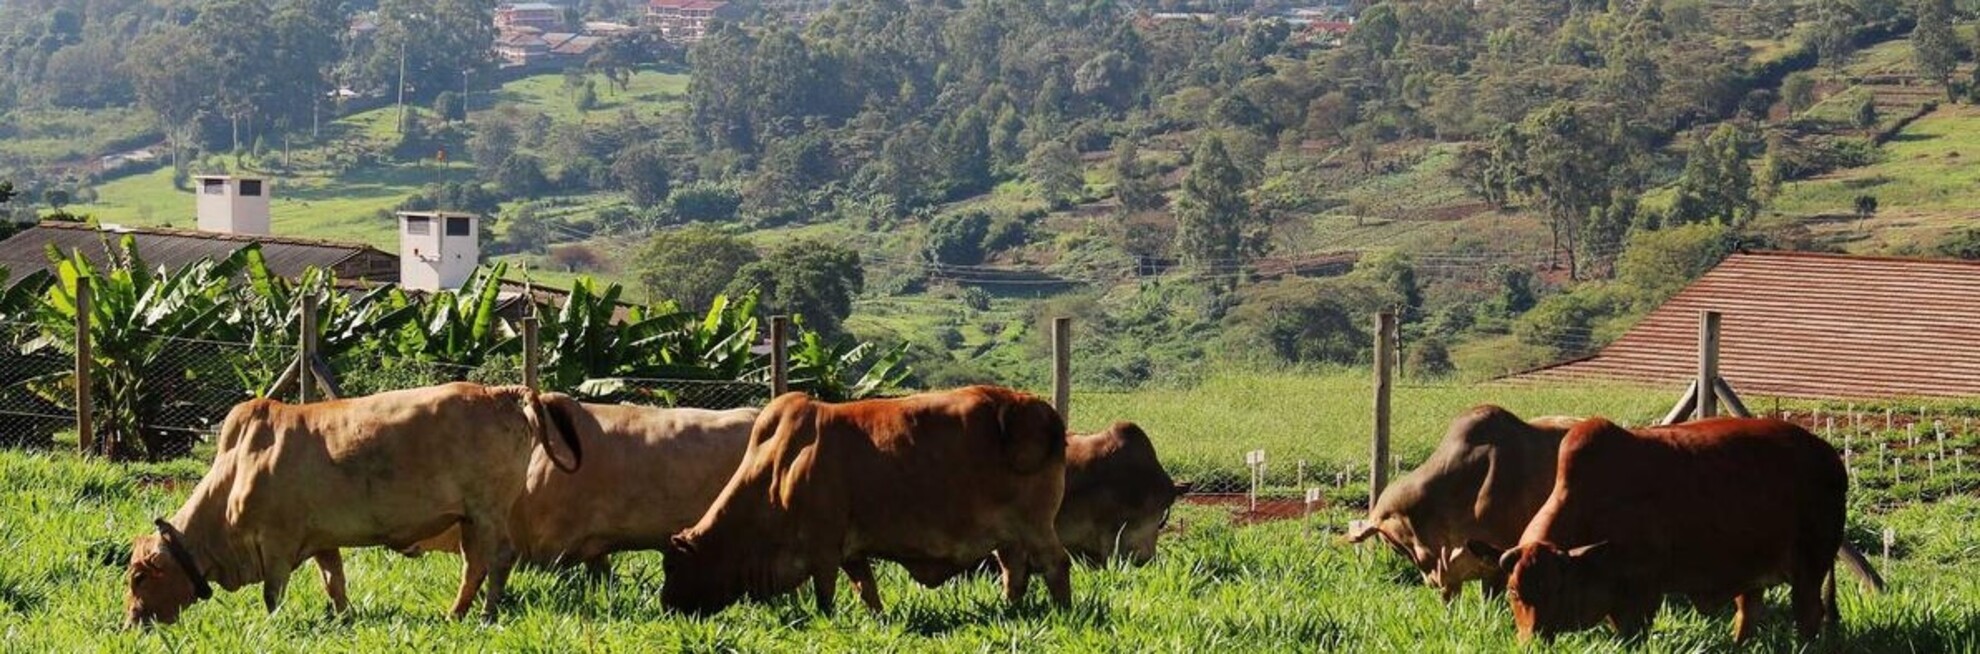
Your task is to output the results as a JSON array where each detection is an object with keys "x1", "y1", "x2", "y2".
[
  {"x1": 0, "y1": 319, "x2": 73, "y2": 449},
  {"x1": 576, "y1": 378, "x2": 774, "y2": 410}
]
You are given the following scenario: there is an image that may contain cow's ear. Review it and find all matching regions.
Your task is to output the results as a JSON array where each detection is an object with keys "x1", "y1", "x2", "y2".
[
  {"x1": 1466, "y1": 540, "x2": 1508, "y2": 569},
  {"x1": 1345, "y1": 519, "x2": 1381, "y2": 543},
  {"x1": 665, "y1": 534, "x2": 693, "y2": 556},
  {"x1": 1566, "y1": 541, "x2": 1610, "y2": 565}
]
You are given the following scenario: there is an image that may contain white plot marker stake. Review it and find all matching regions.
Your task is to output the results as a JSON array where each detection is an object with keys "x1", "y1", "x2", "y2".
[
  {"x1": 1883, "y1": 527, "x2": 1895, "y2": 565},
  {"x1": 1245, "y1": 449, "x2": 1266, "y2": 513},
  {"x1": 1305, "y1": 487, "x2": 1322, "y2": 517}
]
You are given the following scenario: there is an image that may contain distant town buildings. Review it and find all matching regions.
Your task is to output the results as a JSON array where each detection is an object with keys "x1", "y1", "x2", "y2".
[{"x1": 496, "y1": 2, "x2": 568, "y2": 32}]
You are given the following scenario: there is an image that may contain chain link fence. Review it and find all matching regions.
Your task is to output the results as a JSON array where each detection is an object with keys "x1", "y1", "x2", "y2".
[
  {"x1": 0, "y1": 319, "x2": 73, "y2": 449},
  {"x1": 120, "y1": 334, "x2": 290, "y2": 460},
  {"x1": 573, "y1": 377, "x2": 773, "y2": 410}
]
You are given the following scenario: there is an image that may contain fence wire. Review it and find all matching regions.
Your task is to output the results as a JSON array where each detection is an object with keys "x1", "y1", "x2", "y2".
[
  {"x1": 575, "y1": 378, "x2": 773, "y2": 411},
  {"x1": 0, "y1": 319, "x2": 72, "y2": 449}
]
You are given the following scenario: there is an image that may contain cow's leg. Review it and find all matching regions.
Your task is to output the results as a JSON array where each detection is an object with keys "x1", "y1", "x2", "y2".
[
  {"x1": 583, "y1": 556, "x2": 612, "y2": 586},
  {"x1": 843, "y1": 558, "x2": 884, "y2": 613},
  {"x1": 1791, "y1": 568, "x2": 1828, "y2": 641},
  {"x1": 993, "y1": 547, "x2": 1032, "y2": 605},
  {"x1": 481, "y1": 540, "x2": 519, "y2": 623},
  {"x1": 811, "y1": 561, "x2": 841, "y2": 615},
  {"x1": 261, "y1": 562, "x2": 294, "y2": 614},
  {"x1": 1732, "y1": 589, "x2": 1765, "y2": 643},
  {"x1": 1609, "y1": 592, "x2": 1658, "y2": 643},
  {"x1": 450, "y1": 522, "x2": 494, "y2": 620},
  {"x1": 1028, "y1": 536, "x2": 1073, "y2": 608},
  {"x1": 314, "y1": 550, "x2": 350, "y2": 616}
]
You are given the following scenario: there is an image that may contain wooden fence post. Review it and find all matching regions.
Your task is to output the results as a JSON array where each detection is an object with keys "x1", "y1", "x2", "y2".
[
  {"x1": 299, "y1": 293, "x2": 318, "y2": 404},
  {"x1": 74, "y1": 277, "x2": 94, "y2": 457},
  {"x1": 1371, "y1": 310, "x2": 1395, "y2": 504},
  {"x1": 1052, "y1": 316, "x2": 1071, "y2": 422},
  {"x1": 1696, "y1": 310, "x2": 1720, "y2": 420},
  {"x1": 770, "y1": 315, "x2": 789, "y2": 397},
  {"x1": 521, "y1": 315, "x2": 540, "y2": 391}
]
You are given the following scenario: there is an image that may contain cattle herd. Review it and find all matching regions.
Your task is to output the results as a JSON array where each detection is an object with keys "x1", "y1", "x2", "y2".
[{"x1": 122, "y1": 382, "x2": 1880, "y2": 645}]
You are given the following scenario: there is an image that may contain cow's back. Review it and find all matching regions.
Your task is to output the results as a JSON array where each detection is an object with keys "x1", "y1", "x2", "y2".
[
  {"x1": 509, "y1": 405, "x2": 757, "y2": 561},
  {"x1": 1376, "y1": 407, "x2": 1567, "y2": 552},
  {"x1": 1523, "y1": 417, "x2": 1847, "y2": 595}
]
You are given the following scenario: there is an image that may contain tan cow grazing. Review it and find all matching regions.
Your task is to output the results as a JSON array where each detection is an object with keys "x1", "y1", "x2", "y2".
[
  {"x1": 1059, "y1": 422, "x2": 1189, "y2": 566},
  {"x1": 123, "y1": 383, "x2": 589, "y2": 626},
  {"x1": 660, "y1": 386, "x2": 1073, "y2": 616},
  {"x1": 406, "y1": 405, "x2": 759, "y2": 575},
  {"x1": 1467, "y1": 417, "x2": 1884, "y2": 644},
  {"x1": 1346, "y1": 406, "x2": 1578, "y2": 602}
]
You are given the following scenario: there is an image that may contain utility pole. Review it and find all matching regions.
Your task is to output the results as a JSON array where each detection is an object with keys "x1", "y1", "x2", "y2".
[{"x1": 395, "y1": 36, "x2": 408, "y2": 134}]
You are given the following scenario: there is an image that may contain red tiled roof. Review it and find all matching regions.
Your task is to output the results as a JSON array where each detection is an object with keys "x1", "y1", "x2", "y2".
[{"x1": 1516, "y1": 251, "x2": 1980, "y2": 399}]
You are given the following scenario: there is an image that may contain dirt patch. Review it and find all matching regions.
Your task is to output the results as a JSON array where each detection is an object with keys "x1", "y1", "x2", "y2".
[{"x1": 1185, "y1": 493, "x2": 1326, "y2": 526}]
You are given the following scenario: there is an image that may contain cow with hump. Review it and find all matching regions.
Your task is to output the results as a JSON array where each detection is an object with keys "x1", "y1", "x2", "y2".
[
  {"x1": 1468, "y1": 417, "x2": 1885, "y2": 644},
  {"x1": 123, "y1": 382, "x2": 590, "y2": 626},
  {"x1": 660, "y1": 386, "x2": 1074, "y2": 615},
  {"x1": 1347, "y1": 405, "x2": 1578, "y2": 602},
  {"x1": 405, "y1": 405, "x2": 759, "y2": 575},
  {"x1": 1059, "y1": 422, "x2": 1189, "y2": 566}
]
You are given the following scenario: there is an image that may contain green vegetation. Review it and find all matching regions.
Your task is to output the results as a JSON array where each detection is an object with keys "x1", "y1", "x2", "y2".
[{"x1": 1, "y1": 372, "x2": 1975, "y2": 650}]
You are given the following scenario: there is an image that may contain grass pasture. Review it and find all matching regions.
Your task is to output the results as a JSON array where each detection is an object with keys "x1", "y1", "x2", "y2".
[
  {"x1": 3, "y1": 373, "x2": 1974, "y2": 651},
  {"x1": 1766, "y1": 103, "x2": 1980, "y2": 252}
]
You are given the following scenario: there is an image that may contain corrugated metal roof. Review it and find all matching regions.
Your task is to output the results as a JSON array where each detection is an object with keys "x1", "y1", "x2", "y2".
[
  {"x1": 0, "y1": 222, "x2": 398, "y2": 283},
  {"x1": 1517, "y1": 251, "x2": 1980, "y2": 399}
]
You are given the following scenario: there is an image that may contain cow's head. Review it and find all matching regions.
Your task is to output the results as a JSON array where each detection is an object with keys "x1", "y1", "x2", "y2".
[
  {"x1": 1076, "y1": 479, "x2": 1191, "y2": 566},
  {"x1": 659, "y1": 532, "x2": 736, "y2": 615},
  {"x1": 124, "y1": 522, "x2": 210, "y2": 627},
  {"x1": 1468, "y1": 540, "x2": 1614, "y2": 643}
]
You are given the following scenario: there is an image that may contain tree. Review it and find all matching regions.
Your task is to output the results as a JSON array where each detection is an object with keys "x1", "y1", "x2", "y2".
[
  {"x1": 1112, "y1": 140, "x2": 1162, "y2": 212},
  {"x1": 1814, "y1": 1, "x2": 1857, "y2": 70},
  {"x1": 1174, "y1": 135, "x2": 1265, "y2": 281},
  {"x1": 1782, "y1": 72, "x2": 1816, "y2": 115},
  {"x1": 575, "y1": 79, "x2": 599, "y2": 112},
  {"x1": 937, "y1": 107, "x2": 993, "y2": 198},
  {"x1": 1615, "y1": 222, "x2": 1734, "y2": 307},
  {"x1": 667, "y1": 182, "x2": 743, "y2": 223},
  {"x1": 1670, "y1": 123, "x2": 1756, "y2": 225},
  {"x1": 1494, "y1": 265, "x2": 1536, "y2": 316},
  {"x1": 1854, "y1": 194, "x2": 1878, "y2": 221},
  {"x1": 1912, "y1": 0, "x2": 1959, "y2": 96},
  {"x1": 498, "y1": 154, "x2": 550, "y2": 197},
  {"x1": 369, "y1": 0, "x2": 495, "y2": 110},
  {"x1": 1027, "y1": 140, "x2": 1084, "y2": 208},
  {"x1": 612, "y1": 144, "x2": 672, "y2": 208},
  {"x1": 1935, "y1": 228, "x2": 1980, "y2": 260},
  {"x1": 638, "y1": 226, "x2": 759, "y2": 310},
  {"x1": 433, "y1": 91, "x2": 465, "y2": 122},
  {"x1": 1303, "y1": 91, "x2": 1356, "y2": 140},
  {"x1": 724, "y1": 241, "x2": 864, "y2": 337},
  {"x1": 1853, "y1": 95, "x2": 1878, "y2": 129},
  {"x1": 925, "y1": 210, "x2": 993, "y2": 266},
  {"x1": 1496, "y1": 102, "x2": 1641, "y2": 279}
]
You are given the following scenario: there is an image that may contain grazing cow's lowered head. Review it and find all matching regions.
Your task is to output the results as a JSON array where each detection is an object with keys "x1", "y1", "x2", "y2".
[
  {"x1": 1060, "y1": 422, "x2": 1190, "y2": 566},
  {"x1": 124, "y1": 521, "x2": 211, "y2": 627},
  {"x1": 1469, "y1": 540, "x2": 1614, "y2": 643}
]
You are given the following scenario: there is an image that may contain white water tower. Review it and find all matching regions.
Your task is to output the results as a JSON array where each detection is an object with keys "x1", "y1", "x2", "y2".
[
  {"x1": 194, "y1": 175, "x2": 271, "y2": 235},
  {"x1": 397, "y1": 211, "x2": 481, "y2": 291}
]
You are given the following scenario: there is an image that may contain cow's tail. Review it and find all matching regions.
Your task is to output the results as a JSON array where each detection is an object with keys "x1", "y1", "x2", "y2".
[
  {"x1": 1837, "y1": 543, "x2": 1886, "y2": 594},
  {"x1": 997, "y1": 392, "x2": 1068, "y2": 474},
  {"x1": 522, "y1": 390, "x2": 585, "y2": 473}
]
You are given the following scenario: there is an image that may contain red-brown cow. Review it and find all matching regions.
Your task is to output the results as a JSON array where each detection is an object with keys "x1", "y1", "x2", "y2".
[
  {"x1": 660, "y1": 386, "x2": 1072, "y2": 615},
  {"x1": 1468, "y1": 417, "x2": 1884, "y2": 644},
  {"x1": 1058, "y1": 422, "x2": 1189, "y2": 566}
]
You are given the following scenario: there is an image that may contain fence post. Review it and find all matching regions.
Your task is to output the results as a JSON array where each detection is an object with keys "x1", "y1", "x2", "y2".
[
  {"x1": 299, "y1": 293, "x2": 318, "y2": 404},
  {"x1": 1052, "y1": 317, "x2": 1072, "y2": 422},
  {"x1": 1371, "y1": 310, "x2": 1395, "y2": 504},
  {"x1": 74, "y1": 277, "x2": 94, "y2": 457},
  {"x1": 1696, "y1": 310, "x2": 1720, "y2": 420},
  {"x1": 770, "y1": 315, "x2": 789, "y2": 397},
  {"x1": 521, "y1": 315, "x2": 540, "y2": 391}
]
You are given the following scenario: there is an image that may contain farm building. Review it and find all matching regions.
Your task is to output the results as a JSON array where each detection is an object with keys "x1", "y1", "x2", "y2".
[{"x1": 1517, "y1": 250, "x2": 1980, "y2": 399}]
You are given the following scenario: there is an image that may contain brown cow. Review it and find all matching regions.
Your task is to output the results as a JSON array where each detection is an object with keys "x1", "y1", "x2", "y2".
[
  {"x1": 123, "y1": 383, "x2": 589, "y2": 626},
  {"x1": 1059, "y1": 422, "x2": 1189, "y2": 566},
  {"x1": 405, "y1": 405, "x2": 758, "y2": 575},
  {"x1": 660, "y1": 386, "x2": 1073, "y2": 615},
  {"x1": 1346, "y1": 406, "x2": 1578, "y2": 602},
  {"x1": 1468, "y1": 417, "x2": 1884, "y2": 644}
]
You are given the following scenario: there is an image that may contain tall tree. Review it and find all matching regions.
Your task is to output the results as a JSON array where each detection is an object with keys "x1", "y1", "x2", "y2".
[
  {"x1": 1112, "y1": 139, "x2": 1162, "y2": 213},
  {"x1": 1670, "y1": 123, "x2": 1756, "y2": 226},
  {"x1": 1174, "y1": 135, "x2": 1265, "y2": 282},
  {"x1": 639, "y1": 226, "x2": 760, "y2": 310},
  {"x1": 1912, "y1": 0, "x2": 1959, "y2": 97},
  {"x1": 1026, "y1": 140, "x2": 1083, "y2": 208},
  {"x1": 724, "y1": 241, "x2": 865, "y2": 337},
  {"x1": 1497, "y1": 102, "x2": 1641, "y2": 280},
  {"x1": 612, "y1": 144, "x2": 673, "y2": 208}
]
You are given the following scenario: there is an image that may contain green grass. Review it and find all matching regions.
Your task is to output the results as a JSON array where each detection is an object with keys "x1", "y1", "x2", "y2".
[
  {"x1": 1, "y1": 442, "x2": 1974, "y2": 650},
  {"x1": 0, "y1": 106, "x2": 157, "y2": 165},
  {"x1": 483, "y1": 69, "x2": 690, "y2": 124},
  {"x1": 1764, "y1": 103, "x2": 1980, "y2": 252}
]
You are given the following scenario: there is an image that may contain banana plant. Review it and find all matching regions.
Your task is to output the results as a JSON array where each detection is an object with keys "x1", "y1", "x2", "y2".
[
  {"x1": 25, "y1": 235, "x2": 250, "y2": 459},
  {"x1": 0, "y1": 266, "x2": 51, "y2": 321},
  {"x1": 540, "y1": 276, "x2": 693, "y2": 391},
  {"x1": 233, "y1": 247, "x2": 420, "y2": 394},
  {"x1": 396, "y1": 262, "x2": 519, "y2": 373},
  {"x1": 786, "y1": 318, "x2": 911, "y2": 401}
]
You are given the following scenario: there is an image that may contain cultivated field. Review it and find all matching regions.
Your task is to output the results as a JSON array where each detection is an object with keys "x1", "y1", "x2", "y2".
[{"x1": 2, "y1": 374, "x2": 1975, "y2": 651}]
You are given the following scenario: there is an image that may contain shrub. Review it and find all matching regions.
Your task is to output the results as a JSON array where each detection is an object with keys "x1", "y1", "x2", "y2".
[{"x1": 1405, "y1": 337, "x2": 1455, "y2": 378}]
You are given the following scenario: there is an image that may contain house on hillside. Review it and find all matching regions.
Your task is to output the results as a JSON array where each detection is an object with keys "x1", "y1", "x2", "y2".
[
  {"x1": 1514, "y1": 251, "x2": 1980, "y2": 399},
  {"x1": 497, "y1": 2, "x2": 568, "y2": 32},
  {"x1": 645, "y1": 0, "x2": 743, "y2": 42}
]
